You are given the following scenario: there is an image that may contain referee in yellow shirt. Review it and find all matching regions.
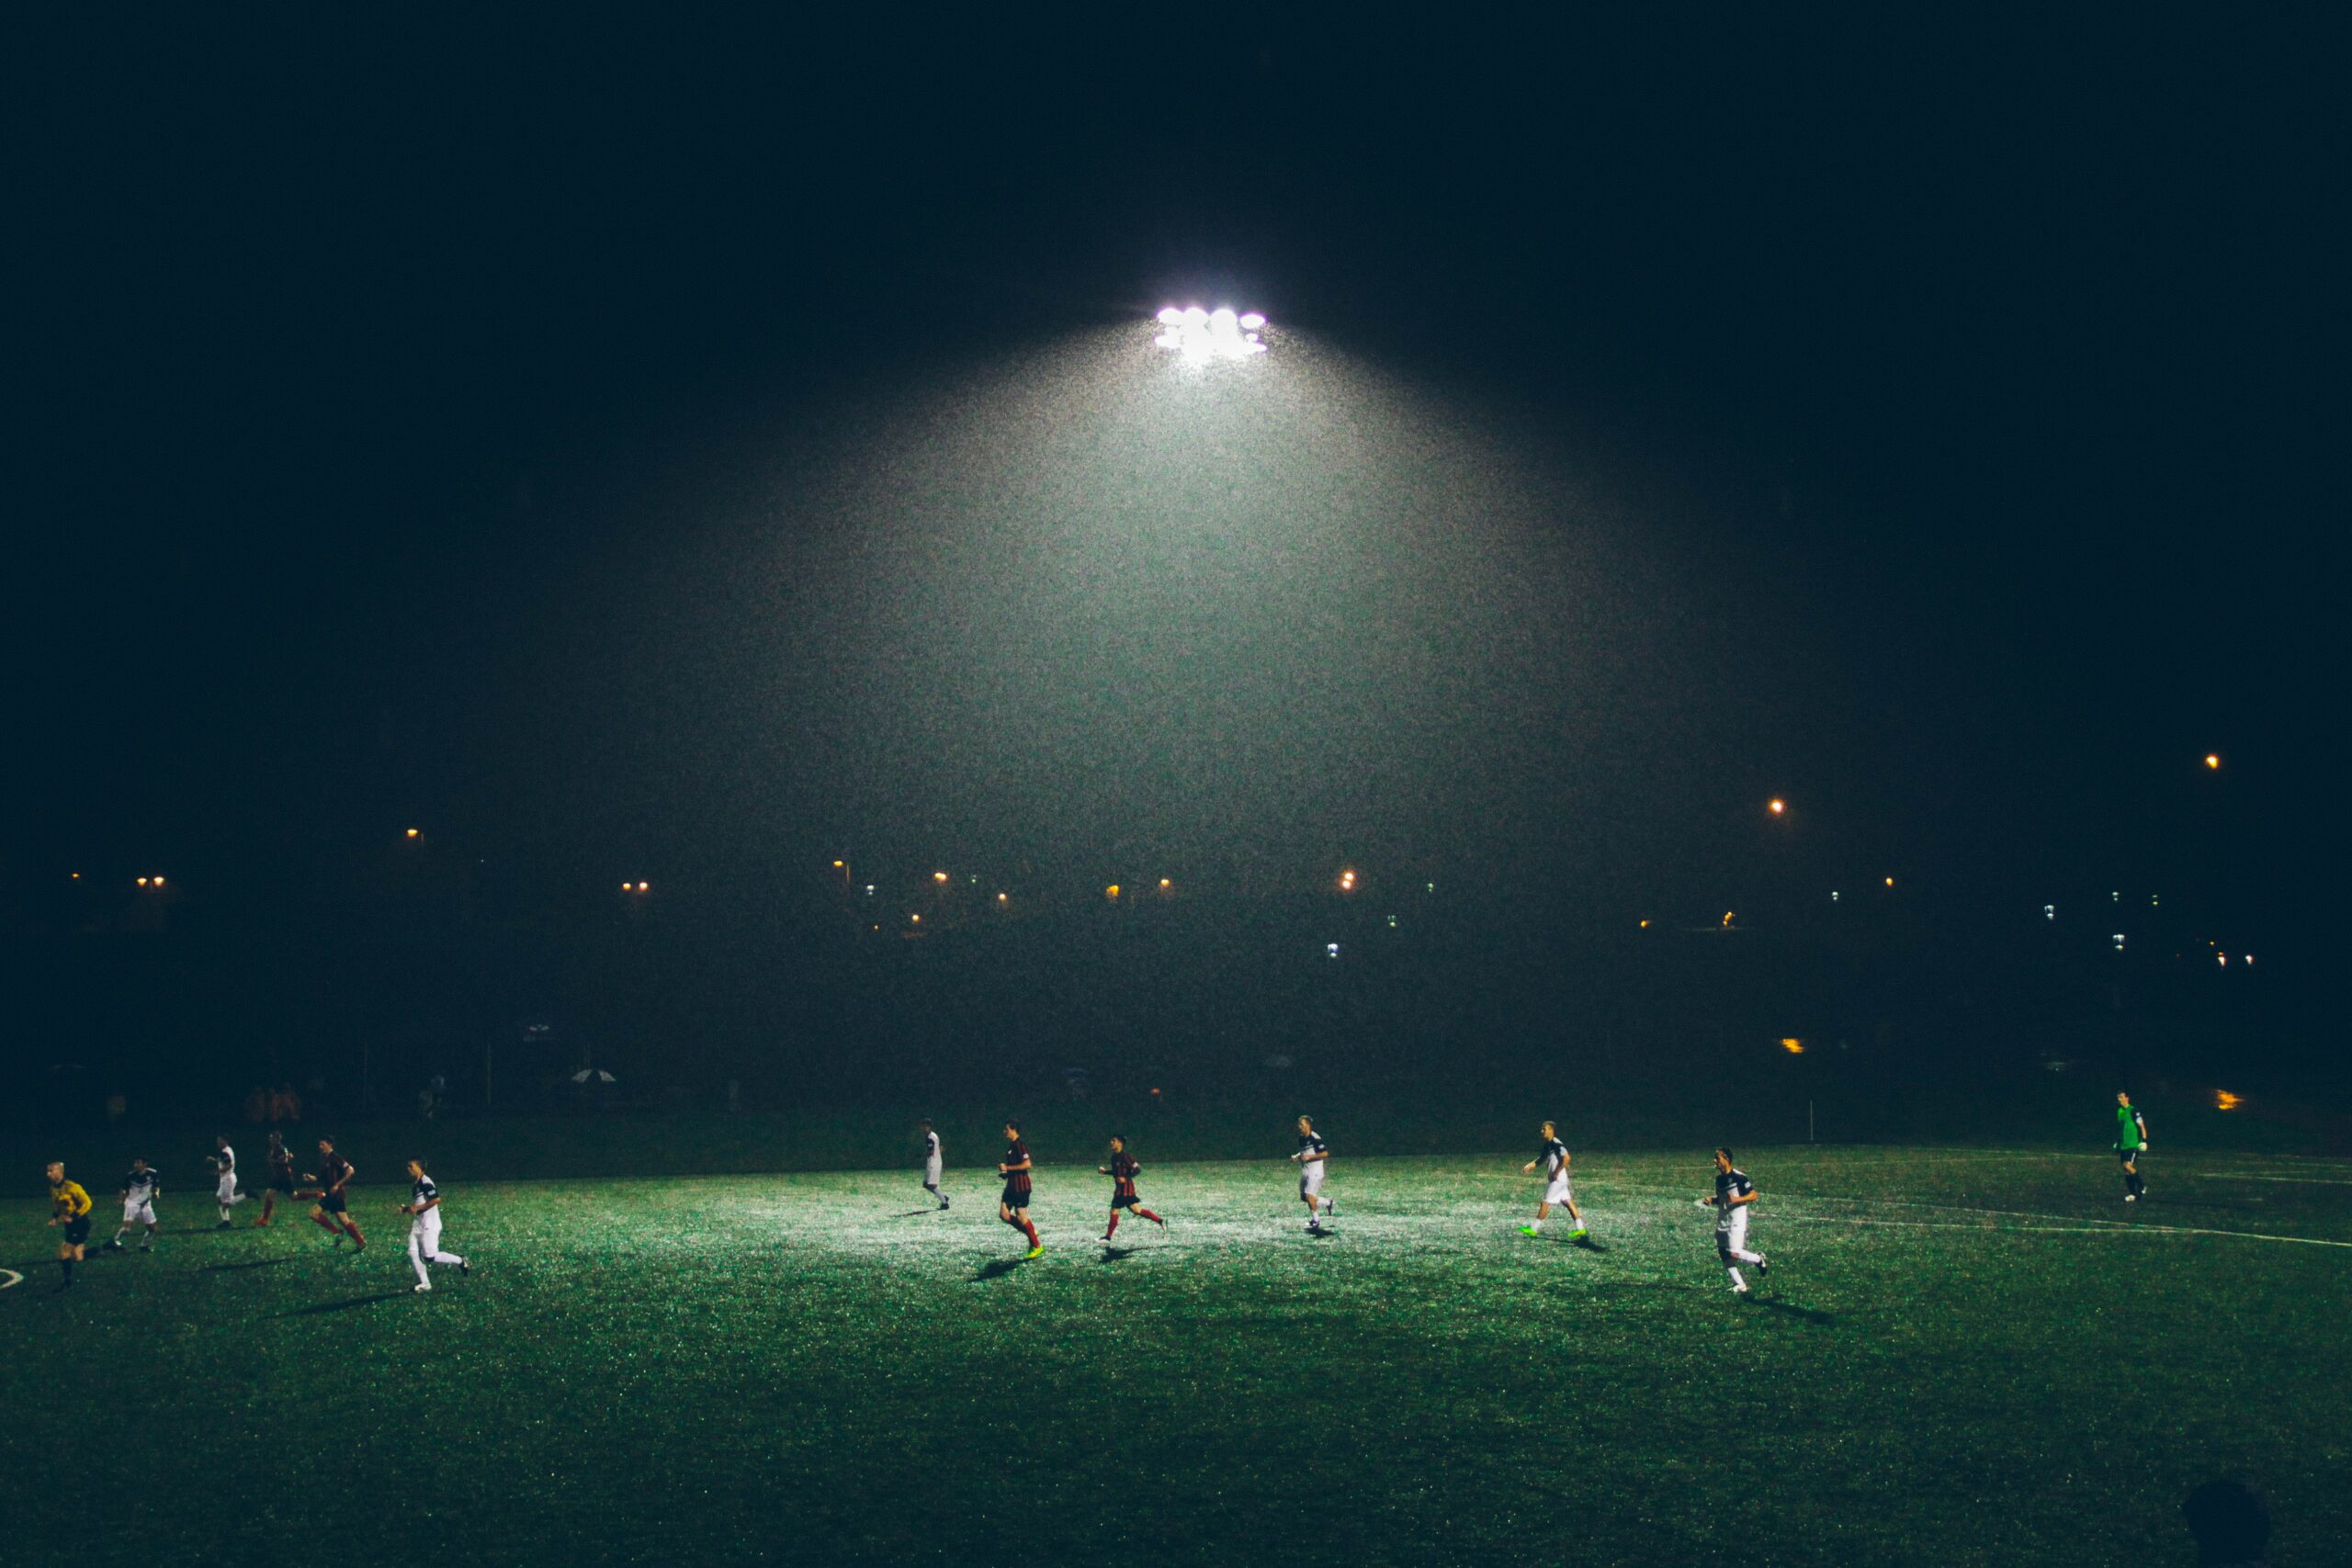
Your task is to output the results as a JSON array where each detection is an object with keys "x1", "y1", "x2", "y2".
[{"x1": 46, "y1": 1162, "x2": 93, "y2": 1291}]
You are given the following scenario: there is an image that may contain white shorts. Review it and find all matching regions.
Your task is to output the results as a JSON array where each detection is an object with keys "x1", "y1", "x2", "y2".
[
  {"x1": 123, "y1": 1199, "x2": 156, "y2": 1226},
  {"x1": 217, "y1": 1173, "x2": 238, "y2": 1202},
  {"x1": 1299, "y1": 1163, "x2": 1326, "y2": 1199},
  {"x1": 410, "y1": 1211, "x2": 443, "y2": 1250},
  {"x1": 923, "y1": 1159, "x2": 943, "y2": 1187},
  {"x1": 1717, "y1": 1208, "x2": 1749, "y2": 1252},
  {"x1": 1544, "y1": 1175, "x2": 1575, "y2": 1207}
]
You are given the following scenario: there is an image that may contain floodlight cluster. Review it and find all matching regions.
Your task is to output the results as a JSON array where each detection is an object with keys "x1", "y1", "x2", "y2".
[{"x1": 1154, "y1": 305, "x2": 1268, "y2": 361}]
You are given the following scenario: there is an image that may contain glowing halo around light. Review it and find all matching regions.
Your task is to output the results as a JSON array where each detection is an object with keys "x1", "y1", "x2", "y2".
[{"x1": 1153, "y1": 303, "x2": 1270, "y2": 362}]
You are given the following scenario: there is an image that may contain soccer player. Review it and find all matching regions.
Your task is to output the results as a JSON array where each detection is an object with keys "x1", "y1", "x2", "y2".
[
  {"x1": 1097, "y1": 1134, "x2": 1166, "y2": 1241},
  {"x1": 1290, "y1": 1115, "x2": 1337, "y2": 1233},
  {"x1": 920, "y1": 1119, "x2": 947, "y2": 1211},
  {"x1": 2115, "y1": 1090, "x2": 2151, "y2": 1202},
  {"x1": 396, "y1": 1158, "x2": 469, "y2": 1292},
  {"x1": 1518, "y1": 1121, "x2": 1588, "y2": 1240},
  {"x1": 46, "y1": 1162, "x2": 94, "y2": 1290},
  {"x1": 256, "y1": 1131, "x2": 297, "y2": 1226},
  {"x1": 107, "y1": 1158, "x2": 163, "y2": 1252},
  {"x1": 207, "y1": 1134, "x2": 248, "y2": 1228},
  {"x1": 1698, "y1": 1147, "x2": 1768, "y2": 1294},
  {"x1": 303, "y1": 1137, "x2": 367, "y2": 1251},
  {"x1": 995, "y1": 1121, "x2": 1043, "y2": 1258}
]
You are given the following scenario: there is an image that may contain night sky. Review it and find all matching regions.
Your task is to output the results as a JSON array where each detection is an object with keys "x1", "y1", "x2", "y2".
[{"x1": 17, "y1": 12, "x2": 2341, "y2": 939}]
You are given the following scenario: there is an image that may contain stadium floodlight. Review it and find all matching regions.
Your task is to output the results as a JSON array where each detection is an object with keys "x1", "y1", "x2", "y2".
[{"x1": 1153, "y1": 303, "x2": 1270, "y2": 362}]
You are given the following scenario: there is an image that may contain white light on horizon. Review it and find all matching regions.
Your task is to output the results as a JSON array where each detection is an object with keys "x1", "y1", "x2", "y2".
[{"x1": 1153, "y1": 303, "x2": 1270, "y2": 362}]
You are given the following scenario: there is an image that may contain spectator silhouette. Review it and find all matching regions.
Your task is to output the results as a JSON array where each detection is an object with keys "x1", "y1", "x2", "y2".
[{"x1": 2182, "y1": 1479, "x2": 2269, "y2": 1566}]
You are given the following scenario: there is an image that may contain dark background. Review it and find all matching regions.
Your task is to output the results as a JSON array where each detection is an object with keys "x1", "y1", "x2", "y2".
[{"x1": 9, "y1": 11, "x2": 2339, "y2": 1125}]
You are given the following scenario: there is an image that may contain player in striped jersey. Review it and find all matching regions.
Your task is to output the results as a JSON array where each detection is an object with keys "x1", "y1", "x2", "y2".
[
  {"x1": 1096, "y1": 1134, "x2": 1166, "y2": 1241},
  {"x1": 995, "y1": 1121, "x2": 1043, "y2": 1258},
  {"x1": 46, "y1": 1162, "x2": 93, "y2": 1290},
  {"x1": 397, "y1": 1159, "x2": 469, "y2": 1292},
  {"x1": 303, "y1": 1137, "x2": 367, "y2": 1251},
  {"x1": 107, "y1": 1158, "x2": 163, "y2": 1252},
  {"x1": 1517, "y1": 1121, "x2": 1589, "y2": 1241},
  {"x1": 256, "y1": 1131, "x2": 298, "y2": 1226}
]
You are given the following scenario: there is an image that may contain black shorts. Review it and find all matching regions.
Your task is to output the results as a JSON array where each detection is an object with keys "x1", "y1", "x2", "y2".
[
  {"x1": 315, "y1": 1190, "x2": 348, "y2": 1214},
  {"x1": 2118, "y1": 1147, "x2": 2142, "y2": 1164},
  {"x1": 63, "y1": 1215, "x2": 92, "y2": 1246},
  {"x1": 1001, "y1": 1182, "x2": 1031, "y2": 1210},
  {"x1": 1110, "y1": 1192, "x2": 1140, "y2": 1211}
]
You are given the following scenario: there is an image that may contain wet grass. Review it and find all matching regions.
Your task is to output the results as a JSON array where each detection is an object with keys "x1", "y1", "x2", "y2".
[{"x1": 5, "y1": 1145, "x2": 2346, "y2": 1565}]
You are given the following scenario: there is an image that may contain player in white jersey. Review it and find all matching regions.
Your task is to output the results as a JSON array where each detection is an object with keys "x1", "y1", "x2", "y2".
[
  {"x1": 207, "y1": 1134, "x2": 248, "y2": 1229},
  {"x1": 1289, "y1": 1115, "x2": 1337, "y2": 1233},
  {"x1": 397, "y1": 1159, "x2": 469, "y2": 1292},
  {"x1": 107, "y1": 1158, "x2": 163, "y2": 1252},
  {"x1": 1697, "y1": 1147, "x2": 1768, "y2": 1294},
  {"x1": 1517, "y1": 1121, "x2": 1589, "y2": 1241},
  {"x1": 919, "y1": 1119, "x2": 947, "y2": 1211}
]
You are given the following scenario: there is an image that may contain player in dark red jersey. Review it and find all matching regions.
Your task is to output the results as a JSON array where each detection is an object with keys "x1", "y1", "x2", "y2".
[
  {"x1": 995, "y1": 1121, "x2": 1043, "y2": 1258},
  {"x1": 1096, "y1": 1134, "x2": 1166, "y2": 1241},
  {"x1": 256, "y1": 1131, "x2": 297, "y2": 1226},
  {"x1": 302, "y1": 1136, "x2": 367, "y2": 1251}
]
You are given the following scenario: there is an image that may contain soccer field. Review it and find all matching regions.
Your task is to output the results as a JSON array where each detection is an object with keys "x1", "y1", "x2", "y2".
[{"x1": 5, "y1": 1145, "x2": 2345, "y2": 1566}]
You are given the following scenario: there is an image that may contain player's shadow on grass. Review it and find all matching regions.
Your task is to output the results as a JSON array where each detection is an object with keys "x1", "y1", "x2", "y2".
[
  {"x1": 1097, "y1": 1246, "x2": 1138, "y2": 1263},
  {"x1": 1750, "y1": 1296, "x2": 1836, "y2": 1325},
  {"x1": 1571, "y1": 1235, "x2": 1610, "y2": 1254},
  {"x1": 277, "y1": 1291, "x2": 410, "y2": 1317},
  {"x1": 969, "y1": 1258, "x2": 1026, "y2": 1283},
  {"x1": 892, "y1": 1208, "x2": 942, "y2": 1219},
  {"x1": 202, "y1": 1257, "x2": 293, "y2": 1273}
]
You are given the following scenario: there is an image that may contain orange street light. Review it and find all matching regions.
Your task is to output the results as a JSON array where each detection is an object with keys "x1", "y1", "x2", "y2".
[
  {"x1": 1105, "y1": 884, "x2": 1121, "y2": 900},
  {"x1": 933, "y1": 871, "x2": 949, "y2": 884},
  {"x1": 1780, "y1": 1038, "x2": 1805, "y2": 1055},
  {"x1": 2204, "y1": 753, "x2": 2221, "y2": 770},
  {"x1": 405, "y1": 828, "x2": 421, "y2": 840},
  {"x1": 1768, "y1": 798, "x2": 1785, "y2": 816},
  {"x1": 1884, "y1": 876, "x2": 1895, "y2": 887},
  {"x1": 1338, "y1": 869, "x2": 1357, "y2": 892}
]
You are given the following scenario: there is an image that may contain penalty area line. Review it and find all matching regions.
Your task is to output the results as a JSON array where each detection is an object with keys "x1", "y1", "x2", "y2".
[
  {"x1": 0, "y1": 1269, "x2": 20, "y2": 1291},
  {"x1": 1784, "y1": 1211, "x2": 2352, "y2": 1250}
]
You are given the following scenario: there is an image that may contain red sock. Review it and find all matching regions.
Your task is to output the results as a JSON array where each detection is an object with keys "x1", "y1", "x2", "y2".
[
  {"x1": 1136, "y1": 1208, "x2": 1162, "y2": 1224},
  {"x1": 343, "y1": 1222, "x2": 367, "y2": 1246},
  {"x1": 311, "y1": 1213, "x2": 340, "y2": 1234},
  {"x1": 1022, "y1": 1220, "x2": 1040, "y2": 1247},
  {"x1": 1105, "y1": 1212, "x2": 1120, "y2": 1237}
]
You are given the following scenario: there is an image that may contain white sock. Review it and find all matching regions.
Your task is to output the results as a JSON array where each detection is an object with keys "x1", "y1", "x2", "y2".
[
  {"x1": 1528, "y1": 1218, "x2": 1543, "y2": 1231},
  {"x1": 114, "y1": 1227, "x2": 132, "y2": 1244},
  {"x1": 1726, "y1": 1268, "x2": 1747, "y2": 1290},
  {"x1": 429, "y1": 1250, "x2": 464, "y2": 1268}
]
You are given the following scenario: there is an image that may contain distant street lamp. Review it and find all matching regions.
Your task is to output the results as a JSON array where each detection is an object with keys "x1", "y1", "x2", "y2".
[
  {"x1": 2204, "y1": 753, "x2": 2222, "y2": 770},
  {"x1": 406, "y1": 828, "x2": 422, "y2": 840},
  {"x1": 1768, "y1": 798, "x2": 1786, "y2": 816}
]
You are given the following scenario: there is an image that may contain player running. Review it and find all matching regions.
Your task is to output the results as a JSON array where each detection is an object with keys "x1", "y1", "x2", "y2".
[
  {"x1": 1697, "y1": 1147, "x2": 1768, "y2": 1294},
  {"x1": 107, "y1": 1158, "x2": 163, "y2": 1252},
  {"x1": 1518, "y1": 1121, "x2": 1589, "y2": 1241},
  {"x1": 2115, "y1": 1090, "x2": 2151, "y2": 1202},
  {"x1": 1097, "y1": 1134, "x2": 1166, "y2": 1241},
  {"x1": 46, "y1": 1162, "x2": 94, "y2": 1291},
  {"x1": 920, "y1": 1119, "x2": 948, "y2": 1211},
  {"x1": 396, "y1": 1159, "x2": 469, "y2": 1292},
  {"x1": 207, "y1": 1134, "x2": 248, "y2": 1229},
  {"x1": 996, "y1": 1121, "x2": 1043, "y2": 1258},
  {"x1": 1290, "y1": 1115, "x2": 1337, "y2": 1233},
  {"x1": 303, "y1": 1137, "x2": 367, "y2": 1251},
  {"x1": 255, "y1": 1131, "x2": 297, "y2": 1226}
]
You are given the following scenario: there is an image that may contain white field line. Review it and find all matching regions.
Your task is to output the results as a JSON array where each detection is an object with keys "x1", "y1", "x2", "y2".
[
  {"x1": 0, "y1": 1268, "x2": 21, "y2": 1291},
  {"x1": 2200, "y1": 1173, "x2": 2352, "y2": 1185}
]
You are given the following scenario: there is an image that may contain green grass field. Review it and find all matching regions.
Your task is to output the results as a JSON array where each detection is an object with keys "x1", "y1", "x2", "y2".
[{"x1": 5, "y1": 1145, "x2": 2346, "y2": 1565}]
